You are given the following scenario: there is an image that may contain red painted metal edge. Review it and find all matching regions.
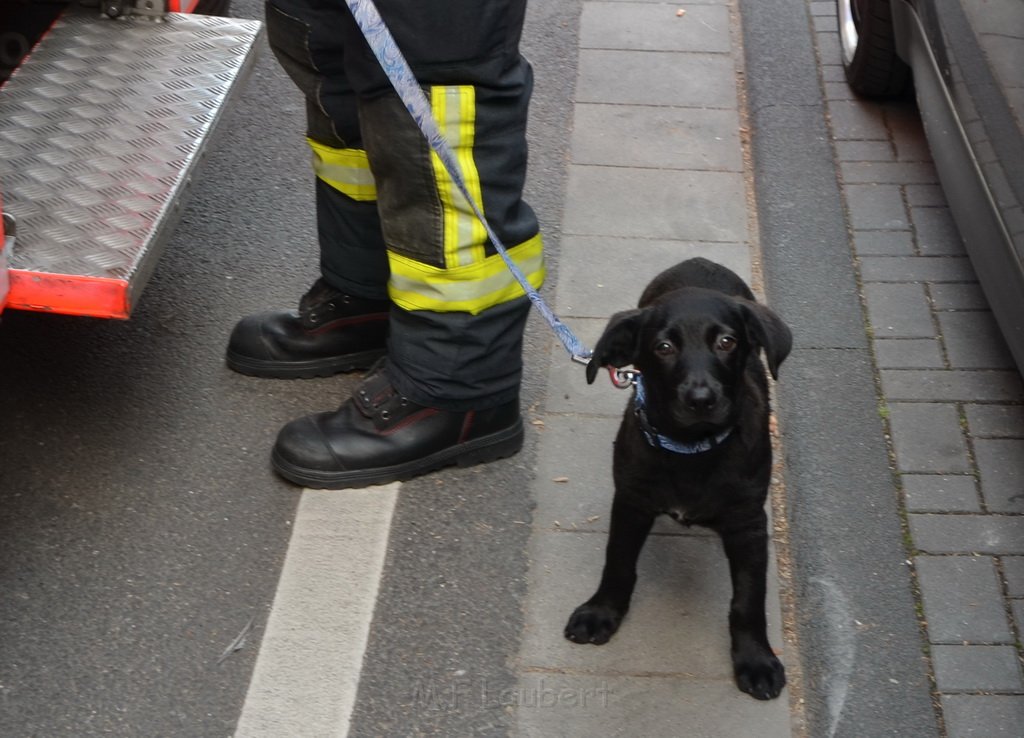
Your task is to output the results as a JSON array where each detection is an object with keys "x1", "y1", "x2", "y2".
[
  {"x1": 168, "y1": 0, "x2": 201, "y2": 12},
  {"x1": 0, "y1": 203, "x2": 8, "y2": 313},
  {"x1": 7, "y1": 270, "x2": 131, "y2": 319}
]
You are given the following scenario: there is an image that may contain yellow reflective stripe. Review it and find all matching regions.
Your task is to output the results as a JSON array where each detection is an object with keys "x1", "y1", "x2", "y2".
[
  {"x1": 457, "y1": 87, "x2": 487, "y2": 265},
  {"x1": 430, "y1": 86, "x2": 487, "y2": 269},
  {"x1": 388, "y1": 233, "x2": 545, "y2": 314},
  {"x1": 307, "y1": 138, "x2": 377, "y2": 202}
]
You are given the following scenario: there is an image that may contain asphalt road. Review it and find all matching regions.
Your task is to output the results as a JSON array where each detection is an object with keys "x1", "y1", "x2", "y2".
[
  {"x1": 0, "y1": 1, "x2": 575, "y2": 735},
  {"x1": 1, "y1": 0, "x2": 970, "y2": 735}
]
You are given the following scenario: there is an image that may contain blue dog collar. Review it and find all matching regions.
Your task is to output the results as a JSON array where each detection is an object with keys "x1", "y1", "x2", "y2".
[{"x1": 633, "y1": 375, "x2": 733, "y2": 454}]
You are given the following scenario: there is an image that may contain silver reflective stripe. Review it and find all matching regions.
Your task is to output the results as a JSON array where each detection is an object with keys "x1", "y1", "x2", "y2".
[{"x1": 308, "y1": 139, "x2": 377, "y2": 201}]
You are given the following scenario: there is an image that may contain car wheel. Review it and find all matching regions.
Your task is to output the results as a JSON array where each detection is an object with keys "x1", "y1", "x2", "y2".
[{"x1": 837, "y1": 0, "x2": 910, "y2": 96}]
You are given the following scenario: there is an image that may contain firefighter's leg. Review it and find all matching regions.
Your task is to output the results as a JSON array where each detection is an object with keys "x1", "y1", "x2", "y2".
[
  {"x1": 226, "y1": 0, "x2": 391, "y2": 378},
  {"x1": 272, "y1": 2, "x2": 544, "y2": 488},
  {"x1": 364, "y1": 62, "x2": 543, "y2": 411}
]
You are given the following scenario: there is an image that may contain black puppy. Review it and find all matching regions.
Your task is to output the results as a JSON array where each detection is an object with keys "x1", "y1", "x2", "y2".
[{"x1": 564, "y1": 257, "x2": 792, "y2": 701}]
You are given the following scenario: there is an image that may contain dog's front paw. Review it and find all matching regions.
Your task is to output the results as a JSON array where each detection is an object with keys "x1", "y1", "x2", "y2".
[
  {"x1": 564, "y1": 602, "x2": 625, "y2": 645},
  {"x1": 734, "y1": 648, "x2": 786, "y2": 700}
]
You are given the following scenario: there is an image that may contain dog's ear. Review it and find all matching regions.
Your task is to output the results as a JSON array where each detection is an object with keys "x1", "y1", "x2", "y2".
[
  {"x1": 738, "y1": 300, "x2": 793, "y2": 380},
  {"x1": 585, "y1": 308, "x2": 645, "y2": 384}
]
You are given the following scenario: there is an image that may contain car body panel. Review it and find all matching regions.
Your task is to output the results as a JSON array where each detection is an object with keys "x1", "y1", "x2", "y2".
[{"x1": 893, "y1": 0, "x2": 1024, "y2": 371}]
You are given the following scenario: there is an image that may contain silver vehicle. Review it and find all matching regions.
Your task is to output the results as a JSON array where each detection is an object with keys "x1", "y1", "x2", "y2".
[{"x1": 837, "y1": 0, "x2": 1024, "y2": 373}]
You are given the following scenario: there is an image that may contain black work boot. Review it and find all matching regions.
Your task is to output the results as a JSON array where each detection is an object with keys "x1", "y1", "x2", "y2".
[
  {"x1": 226, "y1": 279, "x2": 389, "y2": 378},
  {"x1": 271, "y1": 363, "x2": 524, "y2": 488}
]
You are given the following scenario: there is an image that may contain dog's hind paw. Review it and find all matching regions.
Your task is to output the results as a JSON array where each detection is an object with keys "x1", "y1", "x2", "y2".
[
  {"x1": 564, "y1": 603, "x2": 624, "y2": 645},
  {"x1": 734, "y1": 652, "x2": 786, "y2": 700}
]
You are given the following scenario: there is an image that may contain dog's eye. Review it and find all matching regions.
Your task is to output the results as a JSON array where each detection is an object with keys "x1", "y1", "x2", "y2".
[
  {"x1": 654, "y1": 341, "x2": 675, "y2": 356},
  {"x1": 716, "y1": 335, "x2": 737, "y2": 352}
]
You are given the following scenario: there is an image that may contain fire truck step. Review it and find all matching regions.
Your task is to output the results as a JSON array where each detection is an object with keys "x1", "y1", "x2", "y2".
[{"x1": 0, "y1": 6, "x2": 262, "y2": 318}]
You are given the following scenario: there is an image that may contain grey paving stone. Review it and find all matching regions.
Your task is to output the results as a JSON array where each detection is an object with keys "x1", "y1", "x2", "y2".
[
  {"x1": 1004, "y1": 198, "x2": 1024, "y2": 236},
  {"x1": 914, "y1": 555, "x2": 1013, "y2": 643},
  {"x1": 569, "y1": 103, "x2": 743, "y2": 171},
  {"x1": 860, "y1": 256, "x2": 977, "y2": 283},
  {"x1": 580, "y1": 3, "x2": 731, "y2": 53},
  {"x1": 965, "y1": 404, "x2": 1024, "y2": 438},
  {"x1": 911, "y1": 206, "x2": 966, "y2": 256},
  {"x1": 941, "y1": 695, "x2": 1024, "y2": 737},
  {"x1": 563, "y1": 165, "x2": 749, "y2": 243},
  {"x1": 930, "y1": 283, "x2": 988, "y2": 310},
  {"x1": 902, "y1": 474, "x2": 981, "y2": 513},
  {"x1": 1011, "y1": 600, "x2": 1024, "y2": 639},
  {"x1": 844, "y1": 184, "x2": 909, "y2": 230},
  {"x1": 812, "y1": 14, "x2": 834, "y2": 32},
  {"x1": 888, "y1": 403, "x2": 970, "y2": 474},
  {"x1": 905, "y1": 183, "x2": 948, "y2": 207},
  {"x1": 1000, "y1": 556, "x2": 1024, "y2": 596},
  {"x1": 820, "y1": 63, "x2": 845, "y2": 82},
  {"x1": 554, "y1": 237, "x2": 752, "y2": 319},
  {"x1": 892, "y1": 132, "x2": 934, "y2": 164},
  {"x1": 810, "y1": 1, "x2": 835, "y2": 16},
  {"x1": 828, "y1": 99, "x2": 889, "y2": 140},
  {"x1": 544, "y1": 321, "x2": 631, "y2": 417},
  {"x1": 964, "y1": 118, "x2": 990, "y2": 148},
  {"x1": 909, "y1": 514, "x2": 1024, "y2": 554},
  {"x1": 863, "y1": 283, "x2": 935, "y2": 338},
  {"x1": 823, "y1": 81, "x2": 856, "y2": 101},
  {"x1": 815, "y1": 31, "x2": 840, "y2": 64},
  {"x1": 835, "y1": 139, "x2": 892, "y2": 161},
  {"x1": 939, "y1": 312, "x2": 1016, "y2": 369},
  {"x1": 575, "y1": 49, "x2": 737, "y2": 108},
  {"x1": 975, "y1": 439, "x2": 1024, "y2": 514},
  {"x1": 513, "y1": 673, "x2": 792, "y2": 738},
  {"x1": 520, "y1": 530, "x2": 785, "y2": 679},
  {"x1": 873, "y1": 338, "x2": 945, "y2": 369},
  {"x1": 852, "y1": 229, "x2": 915, "y2": 256},
  {"x1": 531, "y1": 413, "x2": 698, "y2": 536},
  {"x1": 888, "y1": 110, "x2": 933, "y2": 163},
  {"x1": 932, "y1": 645, "x2": 1023, "y2": 692},
  {"x1": 880, "y1": 369, "x2": 1024, "y2": 402},
  {"x1": 841, "y1": 161, "x2": 940, "y2": 185}
]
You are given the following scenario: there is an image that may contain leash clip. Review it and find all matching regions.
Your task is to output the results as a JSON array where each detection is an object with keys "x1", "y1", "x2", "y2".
[{"x1": 608, "y1": 367, "x2": 638, "y2": 389}]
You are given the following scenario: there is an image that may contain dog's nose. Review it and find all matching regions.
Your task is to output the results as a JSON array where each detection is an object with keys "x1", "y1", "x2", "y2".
[{"x1": 683, "y1": 385, "x2": 717, "y2": 412}]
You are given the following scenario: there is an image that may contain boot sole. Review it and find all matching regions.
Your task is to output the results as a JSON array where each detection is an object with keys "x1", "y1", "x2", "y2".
[
  {"x1": 226, "y1": 348, "x2": 386, "y2": 379},
  {"x1": 271, "y1": 419, "x2": 525, "y2": 489}
]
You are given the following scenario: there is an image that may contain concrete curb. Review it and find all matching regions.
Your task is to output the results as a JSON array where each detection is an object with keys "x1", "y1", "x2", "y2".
[{"x1": 739, "y1": 0, "x2": 938, "y2": 734}]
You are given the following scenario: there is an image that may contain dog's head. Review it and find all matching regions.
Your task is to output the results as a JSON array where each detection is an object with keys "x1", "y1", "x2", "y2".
[{"x1": 586, "y1": 287, "x2": 792, "y2": 436}]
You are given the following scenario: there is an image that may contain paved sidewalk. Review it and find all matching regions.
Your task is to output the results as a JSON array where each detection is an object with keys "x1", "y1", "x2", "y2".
[
  {"x1": 808, "y1": 3, "x2": 1024, "y2": 735},
  {"x1": 511, "y1": 2, "x2": 794, "y2": 735},
  {"x1": 508, "y1": 0, "x2": 1024, "y2": 736}
]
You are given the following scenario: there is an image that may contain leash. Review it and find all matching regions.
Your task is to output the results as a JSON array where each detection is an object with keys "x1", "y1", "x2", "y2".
[
  {"x1": 338, "y1": 0, "x2": 733, "y2": 447},
  {"x1": 343, "y1": 0, "x2": 592, "y2": 365}
]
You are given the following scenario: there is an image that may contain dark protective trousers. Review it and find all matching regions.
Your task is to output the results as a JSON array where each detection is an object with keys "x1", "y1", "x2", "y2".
[{"x1": 265, "y1": 0, "x2": 544, "y2": 410}]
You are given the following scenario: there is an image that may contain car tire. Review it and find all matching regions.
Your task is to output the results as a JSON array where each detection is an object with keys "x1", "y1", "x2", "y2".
[{"x1": 837, "y1": 0, "x2": 910, "y2": 97}]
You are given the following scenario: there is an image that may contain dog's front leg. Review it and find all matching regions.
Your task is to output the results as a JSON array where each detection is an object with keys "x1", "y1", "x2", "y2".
[
  {"x1": 564, "y1": 497, "x2": 655, "y2": 645},
  {"x1": 718, "y1": 512, "x2": 786, "y2": 700}
]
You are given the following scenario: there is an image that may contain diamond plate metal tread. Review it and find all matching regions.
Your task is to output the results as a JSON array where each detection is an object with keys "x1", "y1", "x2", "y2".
[{"x1": 0, "y1": 8, "x2": 261, "y2": 317}]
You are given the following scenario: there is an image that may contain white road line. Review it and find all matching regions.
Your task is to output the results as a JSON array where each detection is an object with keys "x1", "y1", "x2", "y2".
[{"x1": 234, "y1": 485, "x2": 399, "y2": 738}]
